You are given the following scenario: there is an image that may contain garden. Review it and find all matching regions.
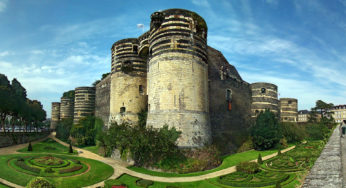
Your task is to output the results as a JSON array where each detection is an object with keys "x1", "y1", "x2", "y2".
[{"x1": 0, "y1": 138, "x2": 114, "y2": 187}]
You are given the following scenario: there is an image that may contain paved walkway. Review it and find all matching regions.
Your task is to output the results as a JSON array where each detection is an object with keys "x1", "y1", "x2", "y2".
[
  {"x1": 302, "y1": 127, "x2": 343, "y2": 188},
  {"x1": 0, "y1": 132, "x2": 296, "y2": 188},
  {"x1": 342, "y1": 126, "x2": 346, "y2": 188}
]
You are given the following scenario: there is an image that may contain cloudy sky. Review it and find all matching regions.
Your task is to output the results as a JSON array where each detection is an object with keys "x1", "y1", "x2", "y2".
[{"x1": 0, "y1": 0, "x2": 345, "y2": 118}]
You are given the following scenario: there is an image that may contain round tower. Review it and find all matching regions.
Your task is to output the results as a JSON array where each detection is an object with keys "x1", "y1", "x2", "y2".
[
  {"x1": 73, "y1": 87, "x2": 95, "y2": 124},
  {"x1": 279, "y1": 98, "x2": 298, "y2": 122},
  {"x1": 250, "y1": 82, "x2": 279, "y2": 118},
  {"x1": 50, "y1": 102, "x2": 60, "y2": 129},
  {"x1": 109, "y1": 38, "x2": 147, "y2": 125},
  {"x1": 146, "y1": 9, "x2": 210, "y2": 147},
  {"x1": 60, "y1": 97, "x2": 74, "y2": 120}
]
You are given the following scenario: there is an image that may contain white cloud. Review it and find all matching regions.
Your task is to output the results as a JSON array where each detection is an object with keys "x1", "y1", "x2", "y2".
[
  {"x1": 0, "y1": 50, "x2": 13, "y2": 57},
  {"x1": 0, "y1": 0, "x2": 8, "y2": 13}
]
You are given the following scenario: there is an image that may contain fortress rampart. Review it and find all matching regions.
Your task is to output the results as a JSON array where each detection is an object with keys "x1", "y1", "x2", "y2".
[
  {"x1": 73, "y1": 86, "x2": 95, "y2": 124},
  {"x1": 60, "y1": 97, "x2": 74, "y2": 120},
  {"x1": 50, "y1": 102, "x2": 60, "y2": 129},
  {"x1": 280, "y1": 98, "x2": 298, "y2": 122},
  {"x1": 250, "y1": 82, "x2": 279, "y2": 118}
]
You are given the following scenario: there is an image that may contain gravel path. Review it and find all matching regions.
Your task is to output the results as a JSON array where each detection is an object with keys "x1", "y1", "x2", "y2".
[{"x1": 0, "y1": 132, "x2": 296, "y2": 188}]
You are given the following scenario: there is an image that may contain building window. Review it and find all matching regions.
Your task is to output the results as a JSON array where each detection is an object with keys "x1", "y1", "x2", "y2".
[
  {"x1": 261, "y1": 88, "x2": 266, "y2": 93},
  {"x1": 288, "y1": 100, "x2": 292, "y2": 104},
  {"x1": 226, "y1": 89, "x2": 232, "y2": 101},
  {"x1": 139, "y1": 85, "x2": 144, "y2": 95},
  {"x1": 120, "y1": 107, "x2": 126, "y2": 113},
  {"x1": 133, "y1": 45, "x2": 138, "y2": 53}
]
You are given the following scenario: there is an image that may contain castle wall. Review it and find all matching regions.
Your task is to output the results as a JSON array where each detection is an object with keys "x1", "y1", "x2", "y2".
[
  {"x1": 208, "y1": 46, "x2": 252, "y2": 154},
  {"x1": 50, "y1": 102, "x2": 60, "y2": 129},
  {"x1": 250, "y1": 82, "x2": 279, "y2": 118},
  {"x1": 95, "y1": 74, "x2": 111, "y2": 126},
  {"x1": 146, "y1": 9, "x2": 211, "y2": 147},
  {"x1": 73, "y1": 87, "x2": 95, "y2": 124},
  {"x1": 60, "y1": 97, "x2": 74, "y2": 120},
  {"x1": 280, "y1": 98, "x2": 298, "y2": 122},
  {"x1": 109, "y1": 38, "x2": 147, "y2": 125}
]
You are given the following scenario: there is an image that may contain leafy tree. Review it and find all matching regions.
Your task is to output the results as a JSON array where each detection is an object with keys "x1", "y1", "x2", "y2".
[
  {"x1": 69, "y1": 142, "x2": 73, "y2": 153},
  {"x1": 70, "y1": 116, "x2": 104, "y2": 146},
  {"x1": 308, "y1": 107, "x2": 318, "y2": 123},
  {"x1": 281, "y1": 122, "x2": 306, "y2": 143},
  {"x1": 315, "y1": 100, "x2": 333, "y2": 118},
  {"x1": 62, "y1": 90, "x2": 75, "y2": 99},
  {"x1": 251, "y1": 109, "x2": 282, "y2": 150},
  {"x1": 56, "y1": 118, "x2": 73, "y2": 141}
]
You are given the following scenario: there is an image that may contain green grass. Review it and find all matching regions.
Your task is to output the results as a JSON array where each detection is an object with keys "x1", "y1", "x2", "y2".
[
  {"x1": 0, "y1": 154, "x2": 113, "y2": 188},
  {"x1": 128, "y1": 145, "x2": 293, "y2": 177},
  {"x1": 81, "y1": 145, "x2": 100, "y2": 155},
  {"x1": 104, "y1": 174, "x2": 220, "y2": 188},
  {"x1": 0, "y1": 183, "x2": 10, "y2": 188},
  {"x1": 17, "y1": 138, "x2": 77, "y2": 155}
]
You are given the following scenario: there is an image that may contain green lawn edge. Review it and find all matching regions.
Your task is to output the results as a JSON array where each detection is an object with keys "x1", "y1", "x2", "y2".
[
  {"x1": 127, "y1": 144, "x2": 294, "y2": 177},
  {"x1": 17, "y1": 138, "x2": 77, "y2": 155},
  {"x1": 0, "y1": 153, "x2": 113, "y2": 188}
]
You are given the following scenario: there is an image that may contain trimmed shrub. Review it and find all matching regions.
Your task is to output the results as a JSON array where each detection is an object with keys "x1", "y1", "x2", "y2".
[
  {"x1": 278, "y1": 149, "x2": 282, "y2": 156},
  {"x1": 59, "y1": 165, "x2": 83, "y2": 174},
  {"x1": 44, "y1": 167, "x2": 54, "y2": 173},
  {"x1": 236, "y1": 162, "x2": 260, "y2": 174},
  {"x1": 27, "y1": 177, "x2": 55, "y2": 188},
  {"x1": 28, "y1": 141, "x2": 33, "y2": 151},
  {"x1": 69, "y1": 143, "x2": 73, "y2": 153},
  {"x1": 257, "y1": 153, "x2": 263, "y2": 164},
  {"x1": 136, "y1": 179, "x2": 153, "y2": 187},
  {"x1": 70, "y1": 159, "x2": 81, "y2": 164},
  {"x1": 276, "y1": 182, "x2": 282, "y2": 188},
  {"x1": 15, "y1": 160, "x2": 40, "y2": 174}
]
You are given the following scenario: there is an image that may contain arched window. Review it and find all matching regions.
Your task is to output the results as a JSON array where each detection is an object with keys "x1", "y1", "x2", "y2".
[
  {"x1": 226, "y1": 89, "x2": 232, "y2": 102},
  {"x1": 133, "y1": 45, "x2": 138, "y2": 53}
]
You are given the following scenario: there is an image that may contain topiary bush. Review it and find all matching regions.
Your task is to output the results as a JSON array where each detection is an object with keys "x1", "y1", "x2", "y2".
[
  {"x1": 28, "y1": 141, "x2": 33, "y2": 151},
  {"x1": 26, "y1": 177, "x2": 55, "y2": 188},
  {"x1": 136, "y1": 179, "x2": 153, "y2": 187},
  {"x1": 236, "y1": 161, "x2": 260, "y2": 174},
  {"x1": 257, "y1": 153, "x2": 263, "y2": 164}
]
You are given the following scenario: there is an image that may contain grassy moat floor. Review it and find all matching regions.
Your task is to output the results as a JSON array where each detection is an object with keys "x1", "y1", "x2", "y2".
[{"x1": 0, "y1": 136, "x2": 328, "y2": 188}]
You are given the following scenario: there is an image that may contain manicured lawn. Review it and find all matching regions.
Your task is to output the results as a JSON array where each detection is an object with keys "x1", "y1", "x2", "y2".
[
  {"x1": 0, "y1": 154, "x2": 113, "y2": 188},
  {"x1": 0, "y1": 183, "x2": 10, "y2": 188},
  {"x1": 17, "y1": 138, "x2": 77, "y2": 155},
  {"x1": 128, "y1": 145, "x2": 293, "y2": 177},
  {"x1": 104, "y1": 174, "x2": 220, "y2": 188}
]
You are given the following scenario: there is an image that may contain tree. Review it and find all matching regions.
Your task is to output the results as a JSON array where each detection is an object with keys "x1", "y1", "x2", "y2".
[
  {"x1": 70, "y1": 116, "x2": 104, "y2": 146},
  {"x1": 315, "y1": 100, "x2": 333, "y2": 118},
  {"x1": 257, "y1": 153, "x2": 263, "y2": 164},
  {"x1": 56, "y1": 118, "x2": 73, "y2": 142},
  {"x1": 251, "y1": 109, "x2": 282, "y2": 150},
  {"x1": 69, "y1": 142, "x2": 73, "y2": 153}
]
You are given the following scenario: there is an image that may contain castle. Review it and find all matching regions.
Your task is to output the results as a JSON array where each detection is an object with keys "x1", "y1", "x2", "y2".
[{"x1": 51, "y1": 9, "x2": 298, "y2": 152}]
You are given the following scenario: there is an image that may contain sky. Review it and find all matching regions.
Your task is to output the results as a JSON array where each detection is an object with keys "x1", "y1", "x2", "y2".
[{"x1": 0, "y1": 0, "x2": 346, "y2": 118}]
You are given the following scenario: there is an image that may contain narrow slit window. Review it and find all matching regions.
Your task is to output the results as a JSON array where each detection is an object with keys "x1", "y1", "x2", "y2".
[
  {"x1": 261, "y1": 88, "x2": 266, "y2": 93},
  {"x1": 139, "y1": 85, "x2": 144, "y2": 95},
  {"x1": 120, "y1": 107, "x2": 126, "y2": 113},
  {"x1": 133, "y1": 45, "x2": 138, "y2": 53}
]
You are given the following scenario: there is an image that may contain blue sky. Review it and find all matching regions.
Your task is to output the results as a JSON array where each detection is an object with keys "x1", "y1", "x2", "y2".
[{"x1": 0, "y1": 0, "x2": 345, "y2": 118}]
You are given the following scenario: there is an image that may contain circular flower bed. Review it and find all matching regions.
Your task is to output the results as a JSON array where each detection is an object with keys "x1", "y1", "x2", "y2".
[{"x1": 8, "y1": 155, "x2": 88, "y2": 177}]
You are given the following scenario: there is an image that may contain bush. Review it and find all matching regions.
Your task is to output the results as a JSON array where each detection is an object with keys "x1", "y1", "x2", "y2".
[
  {"x1": 69, "y1": 143, "x2": 73, "y2": 153},
  {"x1": 257, "y1": 153, "x2": 263, "y2": 164},
  {"x1": 281, "y1": 122, "x2": 306, "y2": 143},
  {"x1": 59, "y1": 165, "x2": 83, "y2": 174},
  {"x1": 28, "y1": 141, "x2": 32, "y2": 151},
  {"x1": 251, "y1": 110, "x2": 282, "y2": 150},
  {"x1": 15, "y1": 160, "x2": 41, "y2": 174},
  {"x1": 70, "y1": 116, "x2": 104, "y2": 146},
  {"x1": 70, "y1": 159, "x2": 81, "y2": 164},
  {"x1": 27, "y1": 177, "x2": 55, "y2": 188},
  {"x1": 44, "y1": 167, "x2": 54, "y2": 173},
  {"x1": 56, "y1": 118, "x2": 73, "y2": 142},
  {"x1": 305, "y1": 123, "x2": 329, "y2": 140},
  {"x1": 236, "y1": 161, "x2": 260, "y2": 174},
  {"x1": 136, "y1": 179, "x2": 153, "y2": 187}
]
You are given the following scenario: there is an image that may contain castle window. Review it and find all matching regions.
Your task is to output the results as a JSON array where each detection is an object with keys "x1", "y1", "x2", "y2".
[
  {"x1": 149, "y1": 48, "x2": 153, "y2": 56},
  {"x1": 120, "y1": 107, "x2": 126, "y2": 113},
  {"x1": 139, "y1": 85, "x2": 144, "y2": 95},
  {"x1": 261, "y1": 88, "x2": 266, "y2": 93},
  {"x1": 226, "y1": 89, "x2": 232, "y2": 102},
  {"x1": 288, "y1": 100, "x2": 292, "y2": 104},
  {"x1": 133, "y1": 45, "x2": 138, "y2": 53}
]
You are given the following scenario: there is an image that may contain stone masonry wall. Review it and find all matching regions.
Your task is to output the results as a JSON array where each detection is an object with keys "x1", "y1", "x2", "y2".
[
  {"x1": 208, "y1": 46, "x2": 252, "y2": 154},
  {"x1": 279, "y1": 98, "x2": 298, "y2": 122},
  {"x1": 95, "y1": 74, "x2": 111, "y2": 126}
]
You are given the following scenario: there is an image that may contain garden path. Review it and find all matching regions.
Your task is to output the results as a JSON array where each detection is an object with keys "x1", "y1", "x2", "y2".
[
  {"x1": 49, "y1": 133, "x2": 295, "y2": 187},
  {"x1": 0, "y1": 132, "x2": 296, "y2": 188},
  {"x1": 302, "y1": 127, "x2": 343, "y2": 188}
]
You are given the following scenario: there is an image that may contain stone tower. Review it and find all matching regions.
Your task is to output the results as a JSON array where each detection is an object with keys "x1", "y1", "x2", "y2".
[
  {"x1": 250, "y1": 82, "x2": 279, "y2": 118},
  {"x1": 73, "y1": 87, "x2": 95, "y2": 124},
  {"x1": 109, "y1": 38, "x2": 147, "y2": 125},
  {"x1": 60, "y1": 97, "x2": 74, "y2": 120},
  {"x1": 279, "y1": 98, "x2": 298, "y2": 122},
  {"x1": 146, "y1": 9, "x2": 211, "y2": 147},
  {"x1": 50, "y1": 102, "x2": 60, "y2": 129}
]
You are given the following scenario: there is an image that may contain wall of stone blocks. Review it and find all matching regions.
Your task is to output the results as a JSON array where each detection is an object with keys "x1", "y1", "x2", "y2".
[
  {"x1": 280, "y1": 98, "x2": 298, "y2": 122},
  {"x1": 95, "y1": 74, "x2": 111, "y2": 126}
]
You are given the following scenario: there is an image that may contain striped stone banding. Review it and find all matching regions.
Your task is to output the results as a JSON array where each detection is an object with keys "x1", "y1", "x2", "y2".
[{"x1": 73, "y1": 87, "x2": 95, "y2": 124}]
